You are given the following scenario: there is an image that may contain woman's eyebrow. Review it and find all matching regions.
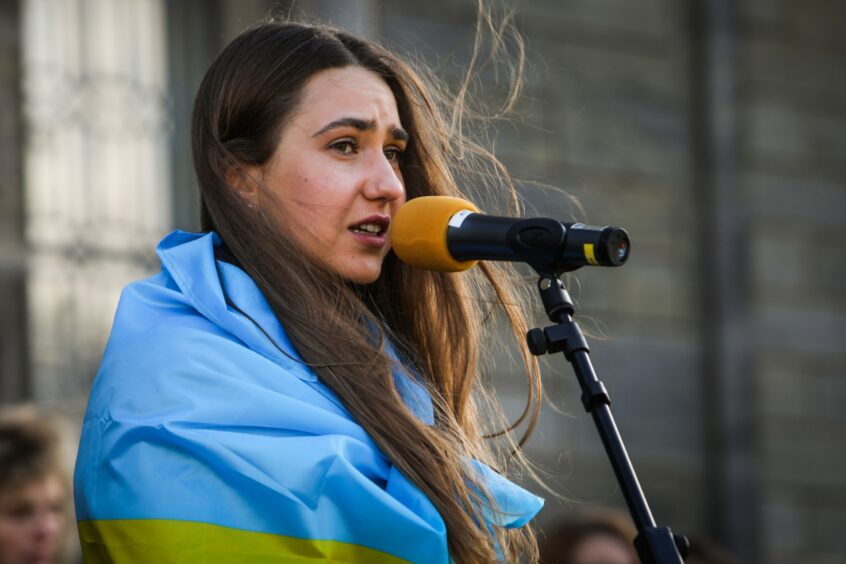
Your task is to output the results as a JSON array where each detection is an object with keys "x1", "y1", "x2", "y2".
[
  {"x1": 391, "y1": 127, "x2": 410, "y2": 143},
  {"x1": 312, "y1": 117, "x2": 374, "y2": 137},
  {"x1": 312, "y1": 117, "x2": 409, "y2": 142}
]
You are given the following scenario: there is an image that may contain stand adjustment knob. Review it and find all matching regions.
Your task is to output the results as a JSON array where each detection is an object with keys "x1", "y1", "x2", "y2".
[{"x1": 526, "y1": 328, "x2": 547, "y2": 355}]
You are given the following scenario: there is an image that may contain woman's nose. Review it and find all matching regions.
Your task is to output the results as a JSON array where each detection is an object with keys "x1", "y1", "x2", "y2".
[{"x1": 363, "y1": 151, "x2": 404, "y2": 202}]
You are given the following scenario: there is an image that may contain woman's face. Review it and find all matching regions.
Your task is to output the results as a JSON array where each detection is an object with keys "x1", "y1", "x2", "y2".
[{"x1": 255, "y1": 66, "x2": 408, "y2": 284}]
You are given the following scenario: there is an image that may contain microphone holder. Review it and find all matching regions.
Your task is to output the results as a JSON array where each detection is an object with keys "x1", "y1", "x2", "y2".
[{"x1": 526, "y1": 273, "x2": 688, "y2": 564}]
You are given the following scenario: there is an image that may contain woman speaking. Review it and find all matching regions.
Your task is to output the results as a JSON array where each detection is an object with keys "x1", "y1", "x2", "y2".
[{"x1": 75, "y1": 18, "x2": 544, "y2": 563}]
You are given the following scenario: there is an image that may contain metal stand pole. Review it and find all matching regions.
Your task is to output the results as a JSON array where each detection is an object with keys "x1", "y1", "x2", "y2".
[{"x1": 527, "y1": 275, "x2": 688, "y2": 564}]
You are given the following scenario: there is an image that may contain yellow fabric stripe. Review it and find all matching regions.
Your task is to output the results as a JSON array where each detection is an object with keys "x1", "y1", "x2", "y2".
[
  {"x1": 583, "y1": 244, "x2": 598, "y2": 265},
  {"x1": 78, "y1": 519, "x2": 409, "y2": 563}
]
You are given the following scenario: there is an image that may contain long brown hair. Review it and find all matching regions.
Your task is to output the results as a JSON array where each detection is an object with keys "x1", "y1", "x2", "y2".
[{"x1": 192, "y1": 15, "x2": 542, "y2": 563}]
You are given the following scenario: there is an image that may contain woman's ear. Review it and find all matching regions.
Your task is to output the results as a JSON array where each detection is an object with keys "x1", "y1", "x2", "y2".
[{"x1": 226, "y1": 165, "x2": 261, "y2": 208}]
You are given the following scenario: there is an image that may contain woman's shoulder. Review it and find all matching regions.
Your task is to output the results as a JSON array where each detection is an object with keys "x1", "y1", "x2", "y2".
[
  {"x1": 87, "y1": 235, "x2": 343, "y2": 425},
  {"x1": 98, "y1": 230, "x2": 309, "y2": 381},
  {"x1": 111, "y1": 268, "x2": 217, "y2": 344}
]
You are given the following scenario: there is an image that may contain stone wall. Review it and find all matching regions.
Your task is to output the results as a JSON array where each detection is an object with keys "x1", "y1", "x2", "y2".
[{"x1": 739, "y1": 1, "x2": 846, "y2": 563}]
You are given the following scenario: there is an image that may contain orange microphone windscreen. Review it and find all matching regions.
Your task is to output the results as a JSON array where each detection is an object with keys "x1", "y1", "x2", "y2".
[{"x1": 390, "y1": 196, "x2": 480, "y2": 272}]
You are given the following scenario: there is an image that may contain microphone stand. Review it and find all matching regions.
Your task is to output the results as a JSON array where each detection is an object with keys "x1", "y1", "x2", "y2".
[{"x1": 526, "y1": 273, "x2": 688, "y2": 564}]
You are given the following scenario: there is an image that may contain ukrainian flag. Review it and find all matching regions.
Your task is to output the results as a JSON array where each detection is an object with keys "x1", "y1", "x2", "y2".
[{"x1": 74, "y1": 231, "x2": 543, "y2": 563}]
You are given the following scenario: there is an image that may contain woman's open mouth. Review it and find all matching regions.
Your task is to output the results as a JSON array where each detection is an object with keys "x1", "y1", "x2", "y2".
[{"x1": 349, "y1": 216, "x2": 390, "y2": 247}]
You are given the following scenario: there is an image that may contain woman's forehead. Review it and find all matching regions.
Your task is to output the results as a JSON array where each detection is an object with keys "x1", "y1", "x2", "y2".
[{"x1": 295, "y1": 67, "x2": 401, "y2": 131}]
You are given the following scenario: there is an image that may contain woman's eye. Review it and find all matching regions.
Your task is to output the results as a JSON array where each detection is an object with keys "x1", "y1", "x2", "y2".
[
  {"x1": 384, "y1": 147, "x2": 404, "y2": 162},
  {"x1": 331, "y1": 140, "x2": 357, "y2": 155}
]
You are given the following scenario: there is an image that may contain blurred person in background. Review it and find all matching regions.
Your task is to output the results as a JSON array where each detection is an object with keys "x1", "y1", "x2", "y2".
[
  {"x1": 0, "y1": 406, "x2": 70, "y2": 564},
  {"x1": 539, "y1": 508, "x2": 638, "y2": 564}
]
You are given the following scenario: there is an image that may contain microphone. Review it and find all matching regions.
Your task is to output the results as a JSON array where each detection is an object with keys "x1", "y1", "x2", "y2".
[{"x1": 390, "y1": 196, "x2": 630, "y2": 273}]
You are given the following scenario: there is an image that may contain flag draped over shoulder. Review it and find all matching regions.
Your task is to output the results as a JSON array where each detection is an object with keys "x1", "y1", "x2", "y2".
[{"x1": 74, "y1": 231, "x2": 543, "y2": 563}]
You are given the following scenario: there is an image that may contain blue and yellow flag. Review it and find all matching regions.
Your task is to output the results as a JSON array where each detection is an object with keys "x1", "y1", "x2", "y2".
[{"x1": 74, "y1": 231, "x2": 543, "y2": 563}]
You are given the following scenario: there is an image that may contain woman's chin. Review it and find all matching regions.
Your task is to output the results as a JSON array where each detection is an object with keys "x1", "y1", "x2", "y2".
[
  {"x1": 336, "y1": 262, "x2": 383, "y2": 285},
  {"x1": 344, "y1": 271, "x2": 381, "y2": 285}
]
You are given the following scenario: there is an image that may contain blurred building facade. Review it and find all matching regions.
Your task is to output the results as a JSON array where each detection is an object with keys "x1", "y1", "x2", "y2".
[{"x1": 0, "y1": 1, "x2": 843, "y2": 563}]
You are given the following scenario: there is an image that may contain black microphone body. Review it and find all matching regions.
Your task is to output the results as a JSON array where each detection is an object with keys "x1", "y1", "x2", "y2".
[{"x1": 447, "y1": 211, "x2": 630, "y2": 273}]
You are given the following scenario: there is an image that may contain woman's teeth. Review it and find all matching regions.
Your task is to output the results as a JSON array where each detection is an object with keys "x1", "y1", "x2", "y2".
[{"x1": 352, "y1": 223, "x2": 382, "y2": 234}]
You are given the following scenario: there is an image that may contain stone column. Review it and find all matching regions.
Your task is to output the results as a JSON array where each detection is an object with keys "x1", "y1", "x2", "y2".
[{"x1": 22, "y1": 0, "x2": 172, "y2": 405}]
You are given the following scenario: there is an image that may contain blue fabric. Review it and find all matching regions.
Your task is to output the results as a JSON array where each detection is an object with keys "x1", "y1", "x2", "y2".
[{"x1": 74, "y1": 230, "x2": 543, "y2": 563}]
